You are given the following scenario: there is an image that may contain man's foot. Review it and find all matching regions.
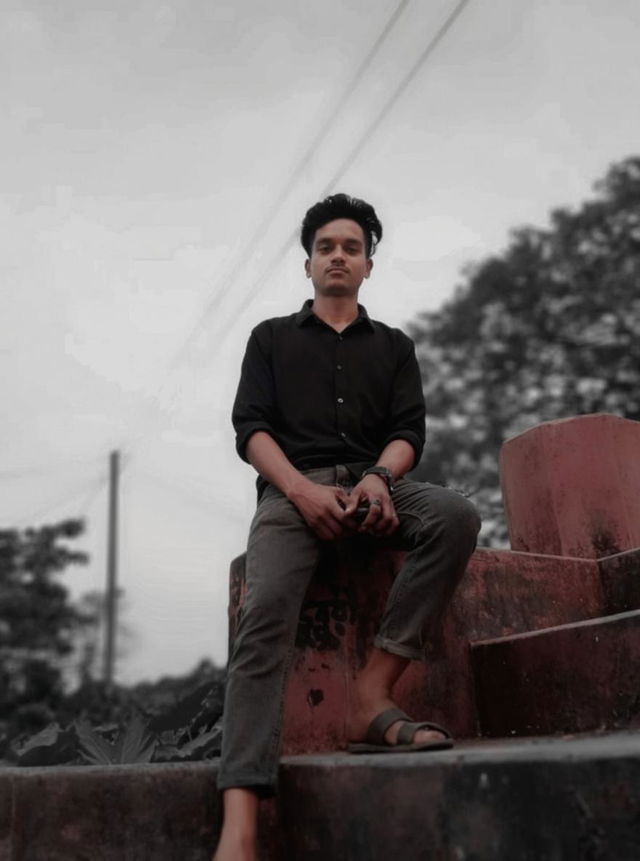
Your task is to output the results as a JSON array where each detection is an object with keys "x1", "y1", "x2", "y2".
[{"x1": 347, "y1": 694, "x2": 448, "y2": 747}]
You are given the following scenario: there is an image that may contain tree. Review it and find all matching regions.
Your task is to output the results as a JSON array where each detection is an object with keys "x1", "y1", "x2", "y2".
[
  {"x1": 409, "y1": 156, "x2": 640, "y2": 545},
  {"x1": 1, "y1": 520, "x2": 227, "y2": 765},
  {"x1": 0, "y1": 519, "x2": 96, "y2": 735}
]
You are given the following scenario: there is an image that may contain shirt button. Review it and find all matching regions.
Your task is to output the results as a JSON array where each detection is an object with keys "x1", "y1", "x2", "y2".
[
  {"x1": 337, "y1": 364, "x2": 342, "y2": 370},
  {"x1": 340, "y1": 432, "x2": 347, "y2": 438},
  {"x1": 337, "y1": 397, "x2": 344, "y2": 404}
]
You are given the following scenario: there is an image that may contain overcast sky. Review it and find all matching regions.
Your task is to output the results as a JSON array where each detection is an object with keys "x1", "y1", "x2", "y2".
[{"x1": 3, "y1": 0, "x2": 640, "y2": 684}]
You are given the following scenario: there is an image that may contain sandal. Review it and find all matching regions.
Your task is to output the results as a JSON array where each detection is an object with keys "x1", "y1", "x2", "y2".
[{"x1": 348, "y1": 707, "x2": 454, "y2": 754}]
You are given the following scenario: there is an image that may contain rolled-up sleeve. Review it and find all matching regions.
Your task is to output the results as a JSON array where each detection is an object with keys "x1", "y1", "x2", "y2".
[
  {"x1": 382, "y1": 337, "x2": 426, "y2": 467},
  {"x1": 232, "y1": 327, "x2": 277, "y2": 462}
]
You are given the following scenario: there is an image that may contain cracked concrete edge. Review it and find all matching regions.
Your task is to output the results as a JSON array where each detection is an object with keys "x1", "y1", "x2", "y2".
[{"x1": 0, "y1": 761, "x2": 222, "y2": 861}]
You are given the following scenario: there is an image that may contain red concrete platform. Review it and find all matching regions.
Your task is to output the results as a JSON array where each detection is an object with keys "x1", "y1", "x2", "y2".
[
  {"x1": 500, "y1": 414, "x2": 640, "y2": 558},
  {"x1": 226, "y1": 414, "x2": 640, "y2": 756},
  {"x1": 277, "y1": 732, "x2": 640, "y2": 861},
  {"x1": 4, "y1": 732, "x2": 640, "y2": 860},
  {"x1": 228, "y1": 544, "x2": 625, "y2": 752},
  {"x1": 471, "y1": 609, "x2": 640, "y2": 737},
  {"x1": 0, "y1": 761, "x2": 220, "y2": 861}
]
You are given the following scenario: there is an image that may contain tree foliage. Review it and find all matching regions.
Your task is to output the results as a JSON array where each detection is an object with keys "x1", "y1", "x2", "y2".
[
  {"x1": 7, "y1": 659, "x2": 225, "y2": 767},
  {"x1": 0, "y1": 519, "x2": 95, "y2": 734},
  {"x1": 409, "y1": 156, "x2": 640, "y2": 545},
  {"x1": 0, "y1": 518, "x2": 227, "y2": 766}
]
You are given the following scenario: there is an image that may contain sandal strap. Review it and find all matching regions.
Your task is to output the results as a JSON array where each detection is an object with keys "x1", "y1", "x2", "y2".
[
  {"x1": 366, "y1": 708, "x2": 411, "y2": 746},
  {"x1": 396, "y1": 720, "x2": 452, "y2": 746}
]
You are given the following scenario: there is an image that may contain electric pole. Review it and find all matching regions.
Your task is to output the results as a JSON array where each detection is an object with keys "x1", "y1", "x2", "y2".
[{"x1": 103, "y1": 449, "x2": 119, "y2": 688}]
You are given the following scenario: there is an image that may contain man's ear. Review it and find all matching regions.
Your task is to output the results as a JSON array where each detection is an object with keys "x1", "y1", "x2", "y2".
[
  {"x1": 304, "y1": 259, "x2": 311, "y2": 278},
  {"x1": 364, "y1": 258, "x2": 373, "y2": 279}
]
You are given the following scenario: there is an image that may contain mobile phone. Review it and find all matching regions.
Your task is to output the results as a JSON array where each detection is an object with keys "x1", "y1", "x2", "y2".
[{"x1": 353, "y1": 504, "x2": 370, "y2": 523}]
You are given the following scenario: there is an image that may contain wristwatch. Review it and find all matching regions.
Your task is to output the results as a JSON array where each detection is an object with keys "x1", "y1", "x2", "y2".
[{"x1": 361, "y1": 466, "x2": 395, "y2": 494}]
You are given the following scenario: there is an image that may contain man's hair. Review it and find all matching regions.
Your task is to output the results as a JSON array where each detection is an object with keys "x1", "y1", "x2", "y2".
[{"x1": 300, "y1": 193, "x2": 383, "y2": 258}]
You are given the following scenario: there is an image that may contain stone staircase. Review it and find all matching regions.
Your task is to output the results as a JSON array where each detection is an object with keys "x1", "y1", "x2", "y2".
[
  {"x1": 2, "y1": 414, "x2": 640, "y2": 859},
  {"x1": 274, "y1": 733, "x2": 640, "y2": 860},
  {"x1": 472, "y1": 608, "x2": 640, "y2": 738},
  {"x1": 4, "y1": 732, "x2": 640, "y2": 860}
]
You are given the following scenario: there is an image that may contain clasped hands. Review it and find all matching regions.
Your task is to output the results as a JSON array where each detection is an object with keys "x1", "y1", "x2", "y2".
[{"x1": 289, "y1": 474, "x2": 399, "y2": 542}]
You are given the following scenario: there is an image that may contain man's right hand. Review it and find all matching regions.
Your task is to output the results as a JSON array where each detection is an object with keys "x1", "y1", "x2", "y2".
[
  {"x1": 245, "y1": 432, "x2": 355, "y2": 540},
  {"x1": 288, "y1": 480, "x2": 352, "y2": 541}
]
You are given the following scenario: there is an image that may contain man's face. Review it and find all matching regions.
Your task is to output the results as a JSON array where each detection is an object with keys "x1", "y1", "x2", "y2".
[{"x1": 305, "y1": 218, "x2": 373, "y2": 297}]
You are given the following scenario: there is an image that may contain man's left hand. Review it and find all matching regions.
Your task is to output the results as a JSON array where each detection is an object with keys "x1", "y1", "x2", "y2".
[{"x1": 344, "y1": 474, "x2": 399, "y2": 536}]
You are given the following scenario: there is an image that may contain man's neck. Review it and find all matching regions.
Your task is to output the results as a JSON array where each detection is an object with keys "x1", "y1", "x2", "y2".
[{"x1": 311, "y1": 295, "x2": 359, "y2": 333}]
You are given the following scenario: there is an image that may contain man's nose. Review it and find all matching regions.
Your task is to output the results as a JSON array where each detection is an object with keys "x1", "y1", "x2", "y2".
[{"x1": 331, "y1": 246, "x2": 346, "y2": 263}]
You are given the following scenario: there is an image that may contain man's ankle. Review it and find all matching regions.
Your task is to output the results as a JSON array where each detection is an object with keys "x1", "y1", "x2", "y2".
[
  {"x1": 213, "y1": 828, "x2": 257, "y2": 861},
  {"x1": 220, "y1": 787, "x2": 259, "y2": 839},
  {"x1": 219, "y1": 828, "x2": 256, "y2": 846},
  {"x1": 352, "y1": 678, "x2": 392, "y2": 705}
]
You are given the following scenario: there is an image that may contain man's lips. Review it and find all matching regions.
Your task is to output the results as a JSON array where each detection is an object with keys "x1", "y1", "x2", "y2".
[{"x1": 326, "y1": 268, "x2": 349, "y2": 275}]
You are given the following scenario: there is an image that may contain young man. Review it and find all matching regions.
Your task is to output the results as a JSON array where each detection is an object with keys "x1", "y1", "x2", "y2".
[{"x1": 213, "y1": 194, "x2": 480, "y2": 861}]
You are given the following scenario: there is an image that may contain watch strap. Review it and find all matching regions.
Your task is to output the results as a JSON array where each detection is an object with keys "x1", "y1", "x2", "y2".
[{"x1": 361, "y1": 466, "x2": 395, "y2": 494}]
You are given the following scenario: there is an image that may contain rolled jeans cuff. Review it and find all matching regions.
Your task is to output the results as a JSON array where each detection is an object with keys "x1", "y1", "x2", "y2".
[
  {"x1": 373, "y1": 634, "x2": 424, "y2": 662},
  {"x1": 216, "y1": 770, "x2": 277, "y2": 799}
]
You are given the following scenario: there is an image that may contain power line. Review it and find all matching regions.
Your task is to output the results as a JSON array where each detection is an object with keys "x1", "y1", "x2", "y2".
[
  {"x1": 130, "y1": 467, "x2": 247, "y2": 522},
  {"x1": 118, "y1": 0, "x2": 473, "y2": 472},
  {"x1": 119, "y1": 1, "x2": 412, "y2": 465},
  {"x1": 6, "y1": 473, "x2": 108, "y2": 530},
  {"x1": 219, "y1": 0, "x2": 474, "y2": 333},
  {"x1": 324, "y1": 0, "x2": 473, "y2": 194},
  {"x1": 76, "y1": 473, "x2": 111, "y2": 522},
  {"x1": 1, "y1": 3, "x2": 474, "y2": 545},
  {"x1": 0, "y1": 455, "x2": 102, "y2": 481},
  {"x1": 164, "y1": 0, "x2": 412, "y2": 367}
]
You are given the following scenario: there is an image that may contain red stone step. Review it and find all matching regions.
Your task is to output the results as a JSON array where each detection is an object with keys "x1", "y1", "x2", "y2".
[
  {"x1": 472, "y1": 609, "x2": 640, "y2": 737},
  {"x1": 4, "y1": 733, "x2": 640, "y2": 859},
  {"x1": 276, "y1": 732, "x2": 640, "y2": 860},
  {"x1": 229, "y1": 545, "x2": 640, "y2": 752},
  {"x1": 598, "y1": 547, "x2": 640, "y2": 614}
]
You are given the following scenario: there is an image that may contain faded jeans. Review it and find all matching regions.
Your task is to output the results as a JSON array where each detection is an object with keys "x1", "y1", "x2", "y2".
[{"x1": 217, "y1": 463, "x2": 481, "y2": 797}]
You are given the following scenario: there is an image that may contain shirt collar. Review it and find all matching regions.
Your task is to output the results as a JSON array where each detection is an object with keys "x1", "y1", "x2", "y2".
[{"x1": 295, "y1": 298, "x2": 374, "y2": 331}]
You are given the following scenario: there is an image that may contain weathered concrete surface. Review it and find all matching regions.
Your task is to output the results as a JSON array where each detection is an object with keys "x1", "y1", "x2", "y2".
[
  {"x1": 472, "y1": 609, "x2": 640, "y2": 737},
  {"x1": 598, "y1": 548, "x2": 640, "y2": 615},
  {"x1": 4, "y1": 733, "x2": 640, "y2": 860},
  {"x1": 500, "y1": 413, "x2": 640, "y2": 558},
  {"x1": 454, "y1": 548, "x2": 604, "y2": 641},
  {"x1": 229, "y1": 546, "x2": 621, "y2": 753},
  {"x1": 278, "y1": 732, "x2": 640, "y2": 860},
  {"x1": 0, "y1": 762, "x2": 220, "y2": 861}
]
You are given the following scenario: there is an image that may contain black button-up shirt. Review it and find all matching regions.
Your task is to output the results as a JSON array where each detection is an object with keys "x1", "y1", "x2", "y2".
[{"x1": 232, "y1": 300, "x2": 426, "y2": 495}]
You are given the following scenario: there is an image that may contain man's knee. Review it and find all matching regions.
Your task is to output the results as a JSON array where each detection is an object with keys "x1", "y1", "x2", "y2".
[
  {"x1": 445, "y1": 488, "x2": 481, "y2": 533},
  {"x1": 424, "y1": 486, "x2": 481, "y2": 546}
]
